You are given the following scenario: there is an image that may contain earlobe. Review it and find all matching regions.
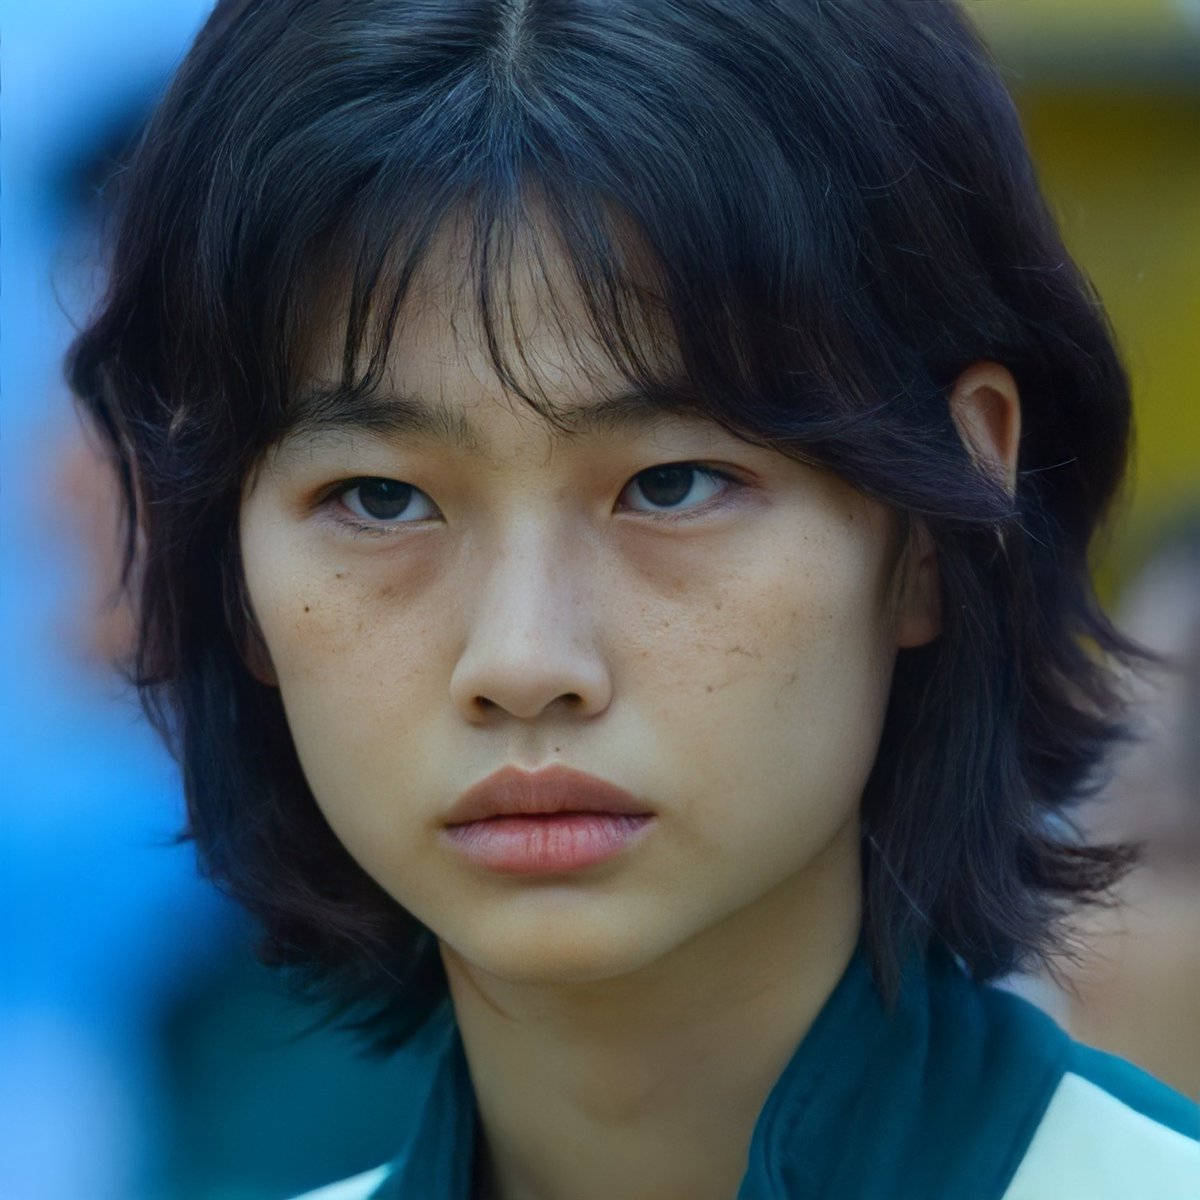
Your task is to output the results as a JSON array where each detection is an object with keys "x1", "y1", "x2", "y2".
[
  {"x1": 947, "y1": 361, "x2": 1022, "y2": 495},
  {"x1": 895, "y1": 520, "x2": 941, "y2": 649},
  {"x1": 242, "y1": 626, "x2": 279, "y2": 688},
  {"x1": 225, "y1": 569, "x2": 279, "y2": 687}
]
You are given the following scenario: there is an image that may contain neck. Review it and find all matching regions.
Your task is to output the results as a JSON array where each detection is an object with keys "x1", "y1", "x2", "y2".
[{"x1": 441, "y1": 818, "x2": 863, "y2": 1200}]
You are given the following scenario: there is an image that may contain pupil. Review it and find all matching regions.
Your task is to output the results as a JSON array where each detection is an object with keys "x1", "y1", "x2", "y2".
[
  {"x1": 638, "y1": 465, "x2": 693, "y2": 507},
  {"x1": 359, "y1": 479, "x2": 411, "y2": 519}
]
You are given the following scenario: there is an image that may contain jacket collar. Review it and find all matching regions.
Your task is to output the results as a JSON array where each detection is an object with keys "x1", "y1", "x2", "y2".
[{"x1": 372, "y1": 933, "x2": 1069, "y2": 1199}]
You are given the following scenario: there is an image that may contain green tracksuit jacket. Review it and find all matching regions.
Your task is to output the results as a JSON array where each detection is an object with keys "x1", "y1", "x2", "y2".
[{"x1": 295, "y1": 936, "x2": 1199, "y2": 1198}]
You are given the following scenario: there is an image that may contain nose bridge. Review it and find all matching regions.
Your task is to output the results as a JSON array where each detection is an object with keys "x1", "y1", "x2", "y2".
[
  {"x1": 450, "y1": 509, "x2": 610, "y2": 722},
  {"x1": 479, "y1": 512, "x2": 581, "y2": 634}
]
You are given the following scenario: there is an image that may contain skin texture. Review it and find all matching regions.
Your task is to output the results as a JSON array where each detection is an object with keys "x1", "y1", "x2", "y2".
[{"x1": 238, "y1": 219, "x2": 1018, "y2": 1200}]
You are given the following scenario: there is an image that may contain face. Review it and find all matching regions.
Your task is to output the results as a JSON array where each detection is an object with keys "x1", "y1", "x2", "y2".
[{"x1": 238, "y1": 219, "x2": 937, "y2": 987}]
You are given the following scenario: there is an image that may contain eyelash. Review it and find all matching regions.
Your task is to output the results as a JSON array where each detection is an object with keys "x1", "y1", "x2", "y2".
[{"x1": 319, "y1": 463, "x2": 745, "y2": 538}]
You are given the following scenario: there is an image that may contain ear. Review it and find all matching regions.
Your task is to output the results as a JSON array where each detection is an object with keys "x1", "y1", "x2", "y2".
[
  {"x1": 242, "y1": 620, "x2": 280, "y2": 689},
  {"x1": 892, "y1": 362, "x2": 1022, "y2": 651},
  {"x1": 224, "y1": 568, "x2": 279, "y2": 688},
  {"x1": 947, "y1": 360, "x2": 1022, "y2": 495}
]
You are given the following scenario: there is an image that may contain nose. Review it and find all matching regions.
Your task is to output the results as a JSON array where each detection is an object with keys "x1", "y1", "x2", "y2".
[{"x1": 448, "y1": 521, "x2": 613, "y2": 724}]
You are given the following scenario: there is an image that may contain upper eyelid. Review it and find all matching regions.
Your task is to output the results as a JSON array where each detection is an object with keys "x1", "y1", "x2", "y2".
[{"x1": 325, "y1": 461, "x2": 741, "y2": 498}]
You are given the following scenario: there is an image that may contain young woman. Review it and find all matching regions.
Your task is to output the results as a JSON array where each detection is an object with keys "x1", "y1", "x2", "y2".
[{"x1": 68, "y1": 1, "x2": 1198, "y2": 1196}]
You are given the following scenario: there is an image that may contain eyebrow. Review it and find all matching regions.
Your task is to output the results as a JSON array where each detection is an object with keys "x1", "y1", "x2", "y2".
[{"x1": 279, "y1": 383, "x2": 705, "y2": 457}]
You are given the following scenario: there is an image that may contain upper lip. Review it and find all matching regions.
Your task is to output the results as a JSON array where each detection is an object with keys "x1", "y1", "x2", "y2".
[{"x1": 444, "y1": 765, "x2": 653, "y2": 826}]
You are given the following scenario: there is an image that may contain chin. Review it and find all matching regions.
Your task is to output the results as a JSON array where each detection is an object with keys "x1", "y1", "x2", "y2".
[{"x1": 444, "y1": 923, "x2": 669, "y2": 987}]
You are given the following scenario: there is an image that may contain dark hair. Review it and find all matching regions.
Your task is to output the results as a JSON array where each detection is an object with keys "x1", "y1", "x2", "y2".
[{"x1": 69, "y1": 0, "x2": 1145, "y2": 1050}]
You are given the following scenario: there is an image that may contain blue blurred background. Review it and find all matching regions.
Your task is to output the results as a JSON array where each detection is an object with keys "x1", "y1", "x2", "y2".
[{"x1": 2, "y1": 2, "x2": 1198, "y2": 1197}]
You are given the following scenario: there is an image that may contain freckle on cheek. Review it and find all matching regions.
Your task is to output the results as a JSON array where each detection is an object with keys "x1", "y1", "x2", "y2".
[{"x1": 726, "y1": 644, "x2": 758, "y2": 659}]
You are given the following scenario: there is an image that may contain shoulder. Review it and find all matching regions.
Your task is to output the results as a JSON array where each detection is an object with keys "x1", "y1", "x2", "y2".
[
  {"x1": 289, "y1": 1164, "x2": 392, "y2": 1200},
  {"x1": 924, "y1": 961, "x2": 1196, "y2": 1199},
  {"x1": 1000, "y1": 1039, "x2": 1198, "y2": 1200}
]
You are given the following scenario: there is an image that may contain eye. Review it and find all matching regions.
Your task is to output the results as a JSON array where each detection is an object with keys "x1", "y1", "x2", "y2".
[
  {"x1": 619, "y1": 463, "x2": 740, "y2": 519},
  {"x1": 333, "y1": 477, "x2": 438, "y2": 528},
  {"x1": 322, "y1": 463, "x2": 742, "y2": 535}
]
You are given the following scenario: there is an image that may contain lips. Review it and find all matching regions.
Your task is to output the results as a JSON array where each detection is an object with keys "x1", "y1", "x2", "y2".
[{"x1": 443, "y1": 764, "x2": 653, "y2": 826}]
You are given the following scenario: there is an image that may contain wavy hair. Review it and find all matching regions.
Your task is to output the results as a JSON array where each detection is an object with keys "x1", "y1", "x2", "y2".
[{"x1": 69, "y1": 0, "x2": 1144, "y2": 1050}]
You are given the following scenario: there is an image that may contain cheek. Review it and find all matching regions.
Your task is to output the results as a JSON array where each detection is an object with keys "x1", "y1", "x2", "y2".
[
  {"x1": 263, "y1": 594, "x2": 445, "y2": 862},
  {"x1": 243, "y1": 511, "x2": 441, "y2": 693},
  {"x1": 271, "y1": 592, "x2": 439, "y2": 750},
  {"x1": 640, "y1": 523, "x2": 894, "y2": 710},
  {"x1": 238, "y1": 518, "x2": 445, "y2": 812},
  {"x1": 638, "y1": 524, "x2": 896, "y2": 833}
]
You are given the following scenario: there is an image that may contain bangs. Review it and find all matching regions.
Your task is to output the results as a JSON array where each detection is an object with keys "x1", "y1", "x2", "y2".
[
  {"x1": 301, "y1": 183, "x2": 705, "y2": 440},
  {"x1": 196, "y1": 4, "x2": 923, "y2": 478},
  {"x1": 265, "y1": 158, "x2": 984, "y2": 520}
]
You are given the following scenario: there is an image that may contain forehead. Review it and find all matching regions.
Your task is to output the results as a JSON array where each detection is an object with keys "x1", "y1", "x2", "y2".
[{"x1": 289, "y1": 204, "x2": 701, "y2": 456}]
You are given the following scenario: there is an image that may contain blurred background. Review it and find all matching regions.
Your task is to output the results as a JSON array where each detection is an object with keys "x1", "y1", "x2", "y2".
[{"x1": 1, "y1": 1, "x2": 1197, "y2": 1197}]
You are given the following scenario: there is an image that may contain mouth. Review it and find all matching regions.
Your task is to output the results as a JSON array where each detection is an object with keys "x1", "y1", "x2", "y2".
[{"x1": 441, "y1": 765, "x2": 656, "y2": 874}]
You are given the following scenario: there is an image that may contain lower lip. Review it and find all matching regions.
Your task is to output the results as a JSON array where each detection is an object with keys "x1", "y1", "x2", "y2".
[{"x1": 441, "y1": 813, "x2": 655, "y2": 874}]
